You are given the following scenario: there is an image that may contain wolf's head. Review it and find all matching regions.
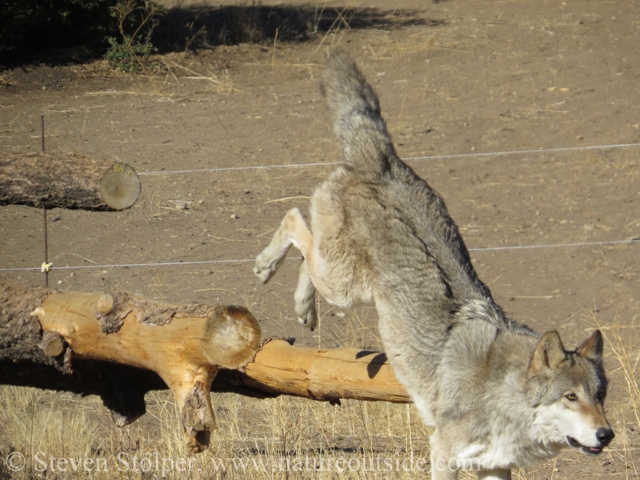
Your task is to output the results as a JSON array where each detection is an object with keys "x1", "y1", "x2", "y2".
[{"x1": 527, "y1": 329, "x2": 614, "y2": 454}]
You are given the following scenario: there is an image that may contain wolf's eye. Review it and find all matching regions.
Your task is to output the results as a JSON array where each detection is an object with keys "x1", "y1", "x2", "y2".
[
  {"x1": 596, "y1": 391, "x2": 605, "y2": 402},
  {"x1": 565, "y1": 393, "x2": 578, "y2": 401}
]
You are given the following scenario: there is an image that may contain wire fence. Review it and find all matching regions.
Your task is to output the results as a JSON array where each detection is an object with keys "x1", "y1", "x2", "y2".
[
  {"x1": 135, "y1": 142, "x2": 640, "y2": 176},
  {"x1": 2, "y1": 238, "x2": 638, "y2": 273},
  {"x1": 2, "y1": 141, "x2": 639, "y2": 274}
]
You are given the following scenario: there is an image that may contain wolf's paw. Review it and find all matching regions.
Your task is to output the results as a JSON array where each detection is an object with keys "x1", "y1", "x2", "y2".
[
  {"x1": 296, "y1": 304, "x2": 318, "y2": 332},
  {"x1": 253, "y1": 264, "x2": 276, "y2": 284},
  {"x1": 252, "y1": 265, "x2": 272, "y2": 284},
  {"x1": 253, "y1": 253, "x2": 283, "y2": 284}
]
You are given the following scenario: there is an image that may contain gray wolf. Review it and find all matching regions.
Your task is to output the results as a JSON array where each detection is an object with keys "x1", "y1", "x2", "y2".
[{"x1": 254, "y1": 52, "x2": 614, "y2": 479}]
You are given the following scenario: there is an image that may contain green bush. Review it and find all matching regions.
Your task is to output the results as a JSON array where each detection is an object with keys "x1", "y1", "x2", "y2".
[
  {"x1": 104, "y1": 36, "x2": 155, "y2": 72},
  {"x1": 104, "y1": 0, "x2": 165, "y2": 72},
  {"x1": 0, "y1": 0, "x2": 164, "y2": 66}
]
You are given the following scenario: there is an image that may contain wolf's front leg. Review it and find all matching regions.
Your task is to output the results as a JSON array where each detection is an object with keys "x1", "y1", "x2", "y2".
[
  {"x1": 254, "y1": 208, "x2": 314, "y2": 284},
  {"x1": 294, "y1": 260, "x2": 318, "y2": 330},
  {"x1": 477, "y1": 469, "x2": 511, "y2": 480}
]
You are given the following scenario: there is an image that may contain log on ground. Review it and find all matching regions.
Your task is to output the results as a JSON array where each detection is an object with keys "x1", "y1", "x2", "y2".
[
  {"x1": 214, "y1": 339, "x2": 410, "y2": 404},
  {"x1": 0, "y1": 282, "x2": 410, "y2": 453},
  {"x1": 0, "y1": 152, "x2": 140, "y2": 210},
  {"x1": 0, "y1": 282, "x2": 261, "y2": 452}
]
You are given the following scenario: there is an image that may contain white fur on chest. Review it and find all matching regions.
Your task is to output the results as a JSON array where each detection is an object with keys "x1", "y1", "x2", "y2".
[{"x1": 454, "y1": 432, "x2": 564, "y2": 471}]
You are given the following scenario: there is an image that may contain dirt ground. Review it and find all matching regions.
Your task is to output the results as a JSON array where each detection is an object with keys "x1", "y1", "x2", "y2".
[{"x1": 1, "y1": 0, "x2": 640, "y2": 478}]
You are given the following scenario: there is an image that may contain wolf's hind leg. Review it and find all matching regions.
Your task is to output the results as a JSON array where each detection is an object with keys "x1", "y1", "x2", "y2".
[
  {"x1": 477, "y1": 470, "x2": 511, "y2": 480},
  {"x1": 254, "y1": 208, "x2": 313, "y2": 284},
  {"x1": 294, "y1": 260, "x2": 318, "y2": 330},
  {"x1": 430, "y1": 432, "x2": 458, "y2": 480}
]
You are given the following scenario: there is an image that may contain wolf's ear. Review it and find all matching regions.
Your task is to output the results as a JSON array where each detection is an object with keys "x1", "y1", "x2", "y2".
[
  {"x1": 529, "y1": 330, "x2": 567, "y2": 376},
  {"x1": 577, "y1": 330, "x2": 604, "y2": 365}
]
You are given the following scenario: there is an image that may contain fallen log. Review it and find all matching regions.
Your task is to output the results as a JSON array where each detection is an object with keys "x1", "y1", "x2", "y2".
[
  {"x1": 0, "y1": 282, "x2": 260, "y2": 452},
  {"x1": 218, "y1": 339, "x2": 409, "y2": 404},
  {"x1": 0, "y1": 152, "x2": 140, "y2": 210},
  {"x1": 0, "y1": 282, "x2": 409, "y2": 453}
]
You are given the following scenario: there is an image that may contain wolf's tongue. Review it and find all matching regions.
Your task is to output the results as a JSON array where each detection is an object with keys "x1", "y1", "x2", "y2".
[{"x1": 584, "y1": 446, "x2": 603, "y2": 454}]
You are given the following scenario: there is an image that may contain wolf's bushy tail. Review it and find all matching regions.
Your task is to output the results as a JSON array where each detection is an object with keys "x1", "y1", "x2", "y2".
[{"x1": 321, "y1": 52, "x2": 398, "y2": 175}]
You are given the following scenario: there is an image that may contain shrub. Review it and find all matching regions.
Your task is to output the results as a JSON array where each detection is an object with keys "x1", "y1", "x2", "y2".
[
  {"x1": 0, "y1": 0, "x2": 164, "y2": 66},
  {"x1": 104, "y1": 0, "x2": 165, "y2": 72}
]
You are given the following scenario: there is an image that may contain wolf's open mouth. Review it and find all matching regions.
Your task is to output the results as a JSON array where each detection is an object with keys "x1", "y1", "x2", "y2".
[{"x1": 567, "y1": 436, "x2": 603, "y2": 455}]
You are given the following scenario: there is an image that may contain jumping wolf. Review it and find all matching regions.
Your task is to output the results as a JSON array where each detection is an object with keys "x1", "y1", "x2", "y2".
[{"x1": 254, "y1": 53, "x2": 614, "y2": 479}]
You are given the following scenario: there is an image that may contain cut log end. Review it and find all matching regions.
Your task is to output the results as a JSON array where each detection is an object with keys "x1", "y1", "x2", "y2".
[
  {"x1": 0, "y1": 153, "x2": 141, "y2": 210},
  {"x1": 201, "y1": 306, "x2": 261, "y2": 369},
  {"x1": 39, "y1": 330, "x2": 65, "y2": 357},
  {"x1": 99, "y1": 163, "x2": 140, "y2": 210}
]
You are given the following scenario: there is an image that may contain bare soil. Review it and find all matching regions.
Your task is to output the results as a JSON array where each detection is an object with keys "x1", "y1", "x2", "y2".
[{"x1": 1, "y1": 0, "x2": 640, "y2": 478}]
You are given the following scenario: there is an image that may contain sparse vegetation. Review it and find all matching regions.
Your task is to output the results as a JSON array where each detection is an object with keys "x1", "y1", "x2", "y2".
[
  {"x1": 0, "y1": 0, "x2": 164, "y2": 66},
  {"x1": 104, "y1": 0, "x2": 166, "y2": 72},
  {"x1": 0, "y1": 1, "x2": 428, "y2": 66}
]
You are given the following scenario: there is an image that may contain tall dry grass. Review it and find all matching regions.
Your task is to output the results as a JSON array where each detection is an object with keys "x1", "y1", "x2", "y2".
[
  {"x1": 587, "y1": 310, "x2": 640, "y2": 478},
  {"x1": 0, "y1": 309, "x2": 637, "y2": 479}
]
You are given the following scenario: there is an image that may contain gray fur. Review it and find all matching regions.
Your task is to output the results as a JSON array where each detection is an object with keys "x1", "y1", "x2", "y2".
[{"x1": 254, "y1": 52, "x2": 613, "y2": 479}]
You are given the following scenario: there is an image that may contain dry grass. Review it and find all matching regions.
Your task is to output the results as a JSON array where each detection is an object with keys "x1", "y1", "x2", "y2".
[
  {"x1": 586, "y1": 310, "x2": 640, "y2": 478},
  {"x1": 2, "y1": 307, "x2": 636, "y2": 479}
]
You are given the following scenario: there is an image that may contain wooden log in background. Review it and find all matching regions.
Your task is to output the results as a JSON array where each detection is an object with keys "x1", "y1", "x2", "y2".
[
  {"x1": 0, "y1": 152, "x2": 140, "y2": 210},
  {"x1": 0, "y1": 282, "x2": 410, "y2": 453}
]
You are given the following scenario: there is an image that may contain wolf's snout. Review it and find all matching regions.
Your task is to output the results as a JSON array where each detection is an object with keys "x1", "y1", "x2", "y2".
[{"x1": 596, "y1": 428, "x2": 614, "y2": 447}]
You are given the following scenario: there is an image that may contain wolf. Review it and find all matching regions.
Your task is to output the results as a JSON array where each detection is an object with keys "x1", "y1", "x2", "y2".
[{"x1": 253, "y1": 53, "x2": 614, "y2": 479}]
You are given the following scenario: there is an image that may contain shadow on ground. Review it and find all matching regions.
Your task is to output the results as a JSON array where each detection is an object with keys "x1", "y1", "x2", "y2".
[
  {"x1": 1, "y1": 4, "x2": 443, "y2": 74},
  {"x1": 154, "y1": 4, "x2": 442, "y2": 52}
]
